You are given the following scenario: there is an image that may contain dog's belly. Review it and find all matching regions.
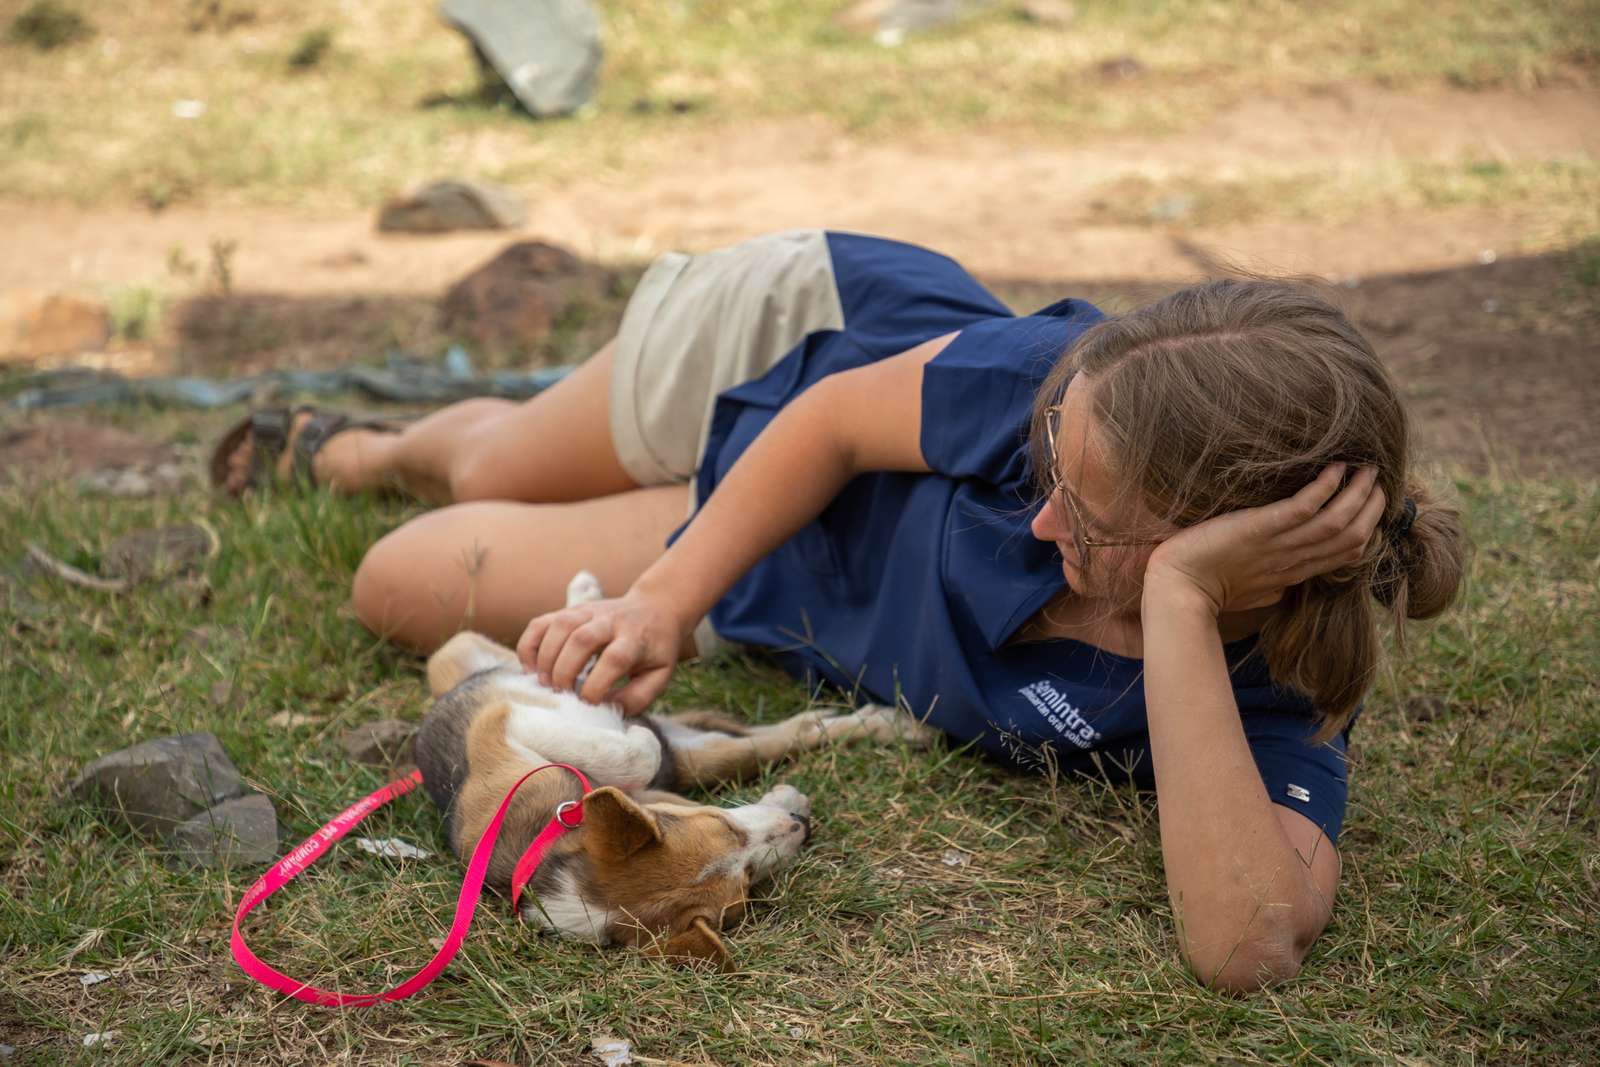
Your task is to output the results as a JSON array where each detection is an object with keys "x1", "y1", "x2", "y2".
[{"x1": 494, "y1": 676, "x2": 663, "y2": 789}]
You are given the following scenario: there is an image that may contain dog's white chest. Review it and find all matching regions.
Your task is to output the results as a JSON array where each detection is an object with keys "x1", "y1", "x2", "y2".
[{"x1": 495, "y1": 674, "x2": 662, "y2": 790}]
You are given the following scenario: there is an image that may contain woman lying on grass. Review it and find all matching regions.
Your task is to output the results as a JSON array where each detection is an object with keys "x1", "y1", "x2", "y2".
[{"x1": 213, "y1": 231, "x2": 1466, "y2": 992}]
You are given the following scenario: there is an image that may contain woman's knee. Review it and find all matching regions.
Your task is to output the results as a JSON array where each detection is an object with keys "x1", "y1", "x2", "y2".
[{"x1": 352, "y1": 522, "x2": 459, "y2": 652}]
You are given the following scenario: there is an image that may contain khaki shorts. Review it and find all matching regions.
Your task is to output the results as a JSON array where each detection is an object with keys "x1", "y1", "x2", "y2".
[
  {"x1": 609, "y1": 230, "x2": 845, "y2": 660},
  {"x1": 609, "y1": 229, "x2": 845, "y2": 487}
]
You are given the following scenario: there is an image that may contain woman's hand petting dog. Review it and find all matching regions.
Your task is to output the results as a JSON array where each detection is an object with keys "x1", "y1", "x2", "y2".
[
  {"x1": 518, "y1": 591, "x2": 685, "y2": 714},
  {"x1": 1143, "y1": 463, "x2": 1387, "y2": 617}
]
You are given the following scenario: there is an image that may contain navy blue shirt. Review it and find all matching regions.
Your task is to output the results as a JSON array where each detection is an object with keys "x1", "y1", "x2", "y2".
[{"x1": 683, "y1": 233, "x2": 1351, "y2": 842}]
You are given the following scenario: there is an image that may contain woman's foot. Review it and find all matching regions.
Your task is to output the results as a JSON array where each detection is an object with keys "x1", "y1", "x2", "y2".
[{"x1": 209, "y1": 407, "x2": 403, "y2": 497}]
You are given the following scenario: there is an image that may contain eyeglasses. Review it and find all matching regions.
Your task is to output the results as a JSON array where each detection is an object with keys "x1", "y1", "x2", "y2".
[{"x1": 1043, "y1": 403, "x2": 1167, "y2": 565}]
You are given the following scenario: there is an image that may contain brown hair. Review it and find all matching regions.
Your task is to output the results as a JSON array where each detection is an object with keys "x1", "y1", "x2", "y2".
[{"x1": 1029, "y1": 278, "x2": 1467, "y2": 741}]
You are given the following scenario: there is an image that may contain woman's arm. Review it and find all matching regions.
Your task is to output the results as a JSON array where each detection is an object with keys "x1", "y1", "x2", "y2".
[
  {"x1": 520, "y1": 332, "x2": 956, "y2": 710},
  {"x1": 1140, "y1": 577, "x2": 1341, "y2": 992},
  {"x1": 1140, "y1": 463, "x2": 1382, "y2": 992}
]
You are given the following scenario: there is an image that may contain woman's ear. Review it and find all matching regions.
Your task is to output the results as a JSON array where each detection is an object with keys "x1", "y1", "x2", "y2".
[
  {"x1": 580, "y1": 787, "x2": 663, "y2": 859},
  {"x1": 647, "y1": 916, "x2": 733, "y2": 971}
]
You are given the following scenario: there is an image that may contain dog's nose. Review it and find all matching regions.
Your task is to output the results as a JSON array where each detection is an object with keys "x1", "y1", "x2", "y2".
[{"x1": 791, "y1": 812, "x2": 812, "y2": 844}]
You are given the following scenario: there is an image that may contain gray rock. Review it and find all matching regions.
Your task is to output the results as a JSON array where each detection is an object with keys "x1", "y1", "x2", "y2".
[
  {"x1": 339, "y1": 720, "x2": 417, "y2": 766},
  {"x1": 439, "y1": 0, "x2": 602, "y2": 118},
  {"x1": 167, "y1": 794, "x2": 279, "y2": 868},
  {"x1": 377, "y1": 179, "x2": 528, "y2": 234},
  {"x1": 71, "y1": 733, "x2": 246, "y2": 839}
]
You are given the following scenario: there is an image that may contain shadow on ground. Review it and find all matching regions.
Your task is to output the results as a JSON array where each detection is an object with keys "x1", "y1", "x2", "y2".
[{"x1": 78, "y1": 248, "x2": 1600, "y2": 479}]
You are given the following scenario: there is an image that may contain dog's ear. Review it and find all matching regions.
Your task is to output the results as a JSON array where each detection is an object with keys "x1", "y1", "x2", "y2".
[
  {"x1": 648, "y1": 916, "x2": 733, "y2": 971},
  {"x1": 580, "y1": 787, "x2": 663, "y2": 859}
]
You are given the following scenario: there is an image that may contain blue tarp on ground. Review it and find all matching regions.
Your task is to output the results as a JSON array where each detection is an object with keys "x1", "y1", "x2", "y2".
[{"x1": 6, "y1": 348, "x2": 574, "y2": 411}]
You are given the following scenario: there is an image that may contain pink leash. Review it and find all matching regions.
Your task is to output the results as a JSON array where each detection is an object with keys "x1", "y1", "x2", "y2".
[{"x1": 231, "y1": 763, "x2": 591, "y2": 1007}]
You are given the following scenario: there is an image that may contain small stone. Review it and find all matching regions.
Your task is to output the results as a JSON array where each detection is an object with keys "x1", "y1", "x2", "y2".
[
  {"x1": 0, "y1": 290, "x2": 111, "y2": 361},
  {"x1": 100, "y1": 524, "x2": 214, "y2": 583},
  {"x1": 83, "y1": 1032, "x2": 115, "y2": 1049},
  {"x1": 376, "y1": 179, "x2": 528, "y2": 234},
  {"x1": 1016, "y1": 0, "x2": 1076, "y2": 25},
  {"x1": 183, "y1": 625, "x2": 245, "y2": 653},
  {"x1": 0, "y1": 1042, "x2": 15, "y2": 1057},
  {"x1": 1151, "y1": 194, "x2": 1193, "y2": 222},
  {"x1": 1478, "y1": 249, "x2": 1497, "y2": 265},
  {"x1": 1096, "y1": 55, "x2": 1145, "y2": 81},
  {"x1": 1406, "y1": 695, "x2": 1447, "y2": 723},
  {"x1": 941, "y1": 849, "x2": 969, "y2": 867},
  {"x1": 1483, "y1": 298, "x2": 1500, "y2": 314},
  {"x1": 590, "y1": 1037, "x2": 634, "y2": 1066},
  {"x1": 79, "y1": 971, "x2": 111, "y2": 987},
  {"x1": 208, "y1": 680, "x2": 237, "y2": 707},
  {"x1": 266, "y1": 710, "x2": 318, "y2": 729},
  {"x1": 339, "y1": 720, "x2": 417, "y2": 766},
  {"x1": 71, "y1": 733, "x2": 246, "y2": 839},
  {"x1": 167, "y1": 794, "x2": 279, "y2": 869}
]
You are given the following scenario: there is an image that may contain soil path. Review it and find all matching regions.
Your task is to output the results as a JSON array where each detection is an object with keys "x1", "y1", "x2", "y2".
[
  {"x1": 3, "y1": 86, "x2": 1596, "y2": 477},
  {"x1": 3, "y1": 87, "x2": 1595, "y2": 295}
]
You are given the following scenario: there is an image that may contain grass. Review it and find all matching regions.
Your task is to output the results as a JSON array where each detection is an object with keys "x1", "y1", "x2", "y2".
[
  {"x1": 0, "y1": 429, "x2": 1596, "y2": 1063},
  {"x1": 1088, "y1": 157, "x2": 1600, "y2": 240},
  {"x1": 0, "y1": 0, "x2": 1595, "y2": 208}
]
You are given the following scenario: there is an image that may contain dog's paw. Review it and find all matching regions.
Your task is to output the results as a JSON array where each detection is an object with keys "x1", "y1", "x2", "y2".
[
  {"x1": 565, "y1": 570, "x2": 604, "y2": 607},
  {"x1": 756, "y1": 783, "x2": 811, "y2": 819},
  {"x1": 851, "y1": 704, "x2": 942, "y2": 749}
]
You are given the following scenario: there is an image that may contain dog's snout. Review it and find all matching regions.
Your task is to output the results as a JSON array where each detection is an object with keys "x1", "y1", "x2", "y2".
[{"x1": 792, "y1": 812, "x2": 812, "y2": 843}]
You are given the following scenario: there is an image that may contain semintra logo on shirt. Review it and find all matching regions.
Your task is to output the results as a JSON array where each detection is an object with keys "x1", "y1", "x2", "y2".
[{"x1": 1018, "y1": 681, "x2": 1102, "y2": 749}]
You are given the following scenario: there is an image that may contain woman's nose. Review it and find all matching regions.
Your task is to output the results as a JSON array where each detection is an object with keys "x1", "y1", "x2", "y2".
[{"x1": 1031, "y1": 495, "x2": 1063, "y2": 543}]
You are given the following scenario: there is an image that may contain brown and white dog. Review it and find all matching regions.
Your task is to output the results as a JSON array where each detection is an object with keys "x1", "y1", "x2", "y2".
[{"x1": 413, "y1": 572, "x2": 933, "y2": 968}]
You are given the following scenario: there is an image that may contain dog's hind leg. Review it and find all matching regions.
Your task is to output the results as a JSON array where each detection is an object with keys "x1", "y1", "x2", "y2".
[{"x1": 663, "y1": 704, "x2": 938, "y2": 789}]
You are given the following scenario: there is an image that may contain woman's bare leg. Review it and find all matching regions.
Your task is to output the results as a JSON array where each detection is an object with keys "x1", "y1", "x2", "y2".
[
  {"x1": 352, "y1": 483, "x2": 694, "y2": 654},
  {"x1": 232, "y1": 340, "x2": 637, "y2": 505}
]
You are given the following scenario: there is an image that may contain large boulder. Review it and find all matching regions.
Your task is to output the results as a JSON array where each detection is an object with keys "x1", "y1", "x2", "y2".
[
  {"x1": 377, "y1": 179, "x2": 528, "y2": 234},
  {"x1": 439, "y1": 240, "x2": 607, "y2": 359},
  {"x1": 439, "y1": 0, "x2": 602, "y2": 117},
  {"x1": 0, "y1": 290, "x2": 110, "y2": 362},
  {"x1": 70, "y1": 733, "x2": 246, "y2": 839},
  {"x1": 166, "y1": 794, "x2": 280, "y2": 868}
]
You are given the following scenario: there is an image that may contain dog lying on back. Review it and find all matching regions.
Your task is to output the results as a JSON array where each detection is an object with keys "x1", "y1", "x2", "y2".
[{"x1": 414, "y1": 572, "x2": 933, "y2": 968}]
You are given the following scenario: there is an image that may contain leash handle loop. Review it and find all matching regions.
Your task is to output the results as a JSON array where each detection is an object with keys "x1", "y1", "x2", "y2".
[{"x1": 231, "y1": 762, "x2": 590, "y2": 1007}]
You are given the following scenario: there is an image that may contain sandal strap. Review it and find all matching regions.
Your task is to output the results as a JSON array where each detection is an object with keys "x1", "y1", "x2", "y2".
[
  {"x1": 246, "y1": 409, "x2": 293, "y2": 485},
  {"x1": 290, "y1": 410, "x2": 354, "y2": 485}
]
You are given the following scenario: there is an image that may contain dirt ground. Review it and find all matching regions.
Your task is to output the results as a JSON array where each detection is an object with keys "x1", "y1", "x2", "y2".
[{"x1": 3, "y1": 85, "x2": 1596, "y2": 477}]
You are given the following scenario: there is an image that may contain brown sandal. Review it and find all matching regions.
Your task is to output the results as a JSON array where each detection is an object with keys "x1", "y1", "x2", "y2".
[{"x1": 208, "y1": 406, "x2": 403, "y2": 496}]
